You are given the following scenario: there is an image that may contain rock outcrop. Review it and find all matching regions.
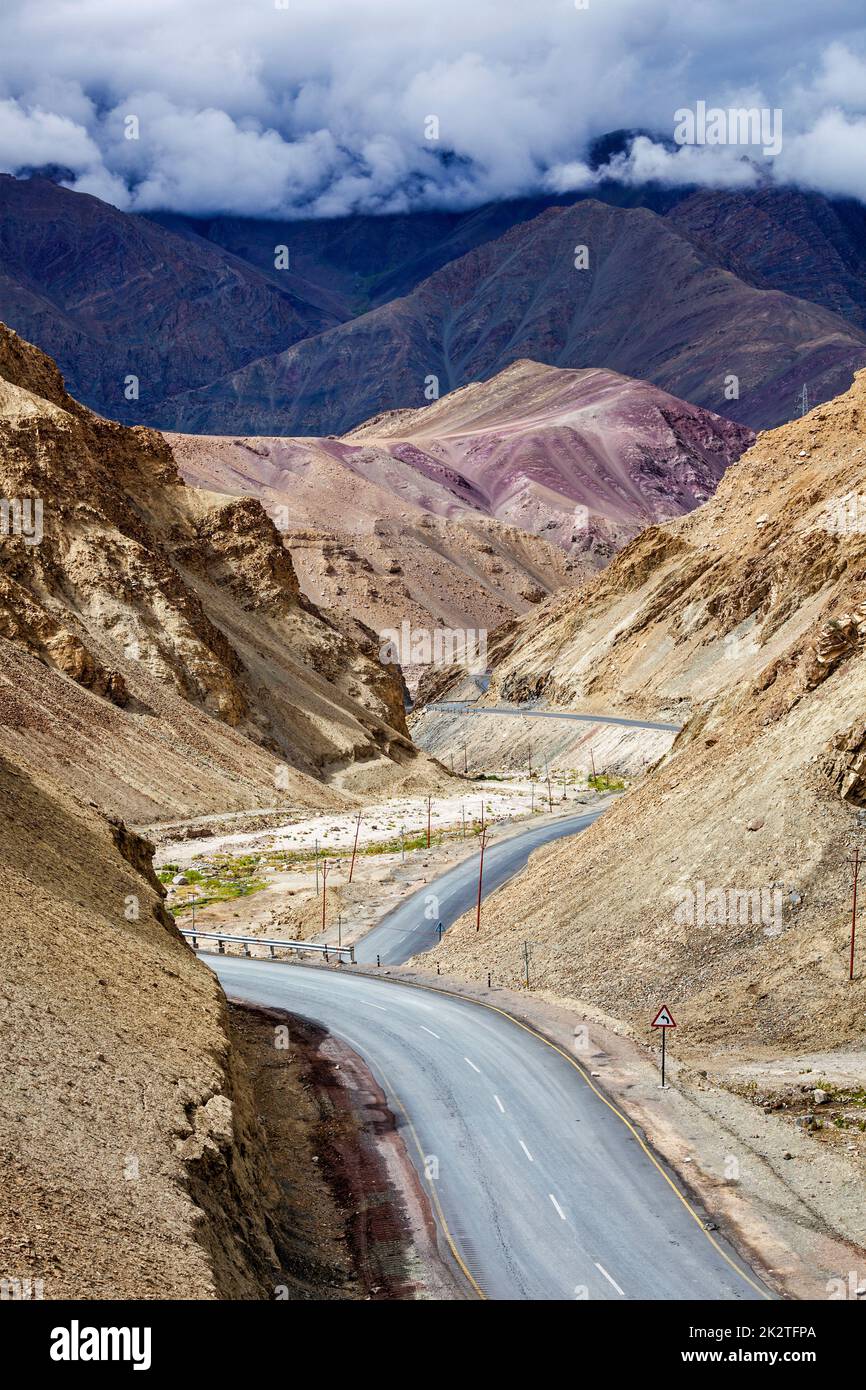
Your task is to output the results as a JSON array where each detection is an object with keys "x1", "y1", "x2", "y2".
[{"x1": 0, "y1": 323, "x2": 441, "y2": 822}]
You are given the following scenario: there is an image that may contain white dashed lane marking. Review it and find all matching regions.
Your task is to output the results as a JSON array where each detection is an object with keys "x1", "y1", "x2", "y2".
[{"x1": 595, "y1": 1262, "x2": 625, "y2": 1296}]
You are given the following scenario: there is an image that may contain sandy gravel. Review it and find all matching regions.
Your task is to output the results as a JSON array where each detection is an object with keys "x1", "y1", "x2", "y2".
[{"x1": 155, "y1": 779, "x2": 565, "y2": 867}]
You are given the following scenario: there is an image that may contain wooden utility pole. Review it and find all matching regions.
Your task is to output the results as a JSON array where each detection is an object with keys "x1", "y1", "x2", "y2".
[
  {"x1": 590, "y1": 748, "x2": 597, "y2": 783},
  {"x1": 321, "y1": 859, "x2": 329, "y2": 931},
  {"x1": 475, "y1": 828, "x2": 488, "y2": 931},
  {"x1": 463, "y1": 742, "x2": 468, "y2": 774},
  {"x1": 523, "y1": 940, "x2": 531, "y2": 989},
  {"x1": 426, "y1": 794, "x2": 432, "y2": 849},
  {"x1": 849, "y1": 845, "x2": 862, "y2": 981},
  {"x1": 315, "y1": 839, "x2": 319, "y2": 894},
  {"x1": 348, "y1": 811, "x2": 361, "y2": 882},
  {"x1": 450, "y1": 752, "x2": 454, "y2": 775},
  {"x1": 528, "y1": 739, "x2": 532, "y2": 777},
  {"x1": 461, "y1": 802, "x2": 466, "y2": 839},
  {"x1": 546, "y1": 774, "x2": 553, "y2": 812}
]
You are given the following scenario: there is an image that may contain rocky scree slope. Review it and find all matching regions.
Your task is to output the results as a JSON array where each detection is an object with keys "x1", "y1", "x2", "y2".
[
  {"x1": 0, "y1": 750, "x2": 303, "y2": 1297},
  {"x1": 421, "y1": 373, "x2": 866, "y2": 1057}
]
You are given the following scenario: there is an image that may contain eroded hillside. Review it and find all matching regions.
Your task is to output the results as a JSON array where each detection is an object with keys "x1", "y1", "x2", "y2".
[
  {"x1": 422, "y1": 373, "x2": 866, "y2": 1059},
  {"x1": 0, "y1": 751, "x2": 297, "y2": 1297},
  {"x1": 0, "y1": 324, "x2": 445, "y2": 822},
  {"x1": 171, "y1": 359, "x2": 751, "y2": 688}
]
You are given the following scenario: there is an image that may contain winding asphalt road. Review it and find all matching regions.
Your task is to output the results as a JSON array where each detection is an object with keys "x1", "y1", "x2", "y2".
[
  {"x1": 202, "y1": 804, "x2": 768, "y2": 1300},
  {"x1": 209, "y1": 956, "x2": 767, "y2": 1301},
  {"x1": 426, "y1": 701, "x2": 682, "y2": 733},
  {"x1": 355, "y1": 804, "x2": 610, "y2": 966}
]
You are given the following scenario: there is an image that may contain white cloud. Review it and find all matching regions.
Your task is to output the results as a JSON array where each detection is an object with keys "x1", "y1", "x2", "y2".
[
  {"x1": 811, "y1": 41, "x2": 866, "y2": 108},
  {"x1": 601, "y1": 136, "x2": 761, "y2": 190},
  {"x1": 0, "y1": 99, "x2": 101, "y2": 176},
  {"x1": 0, "y1": 0, "x2": 863, "y2": 216},
  {"x1": 776, "y1": 110, "x2": 866, "y2": 202}
]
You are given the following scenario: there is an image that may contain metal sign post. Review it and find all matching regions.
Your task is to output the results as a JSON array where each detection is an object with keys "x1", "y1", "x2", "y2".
[{"x1": 651, "y1": 1005, "x2": 677, "y2": 1088}]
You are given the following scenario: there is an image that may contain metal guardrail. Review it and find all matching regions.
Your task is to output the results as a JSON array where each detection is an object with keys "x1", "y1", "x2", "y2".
[{"x1": 180, "y1": 928, "x2": 354, "y2": 964}]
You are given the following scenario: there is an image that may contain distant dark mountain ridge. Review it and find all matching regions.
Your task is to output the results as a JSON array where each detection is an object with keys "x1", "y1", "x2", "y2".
[
  {"x1": 159, "y1": 198, "x2": 866, "y2": 435},
  {"x1": 2, "y1": 169, "x2": 866, "y2": 435}
]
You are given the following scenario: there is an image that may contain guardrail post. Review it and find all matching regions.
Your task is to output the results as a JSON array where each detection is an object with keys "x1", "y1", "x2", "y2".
[
  {"x1": 350, "y1": 945, "x2": 356, "y2": 964},
  {"x1": 243, "y1": 942, "x2": 250, "y2": 958},
  {"x1": 218, "y1": 939, "x2": 225, "y2": 954},
  {"x1": 269, "y1": 944, "x2": 275, "y2": 959},
  {"x1": 324, "y1": 946, "x2": 329, "y2": 962},
  {"x1": 191, "y1": 934, "x2": 198, "y2": 949},
  {"x1": 376, "y1": 954, "x2": 380, "y2": 969}
]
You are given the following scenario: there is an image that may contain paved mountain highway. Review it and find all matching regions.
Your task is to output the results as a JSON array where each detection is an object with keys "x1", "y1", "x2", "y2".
[
  {"x1": 201, "y1": 753, "x2": 767, "y2": 1301},
  {"x1": 208, "y1": 957, "x2": 768, "y2": 1301},
  {"x1": 355, "y1": 804, "x2": 610, "y2": 966},
  {"x1": 426, "y1": 701, "x2": 681, "y2": 733}
]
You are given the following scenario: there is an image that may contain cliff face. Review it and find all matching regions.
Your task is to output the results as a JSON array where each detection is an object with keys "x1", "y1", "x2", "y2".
[
  {"x1": 0, "y1": 326, "x2": 449, "y2": 1301},
  {"x1": 0, "y1": 324, "x2": 437, "y2": 824},
  {"x1": 423, "y1": 373, "x2": 866, "y2": 1058}
]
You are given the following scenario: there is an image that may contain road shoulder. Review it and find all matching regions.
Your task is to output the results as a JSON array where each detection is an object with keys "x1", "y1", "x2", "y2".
[{"x1": 229, "y1": 1000, "x2": 463, "y2": 1300}]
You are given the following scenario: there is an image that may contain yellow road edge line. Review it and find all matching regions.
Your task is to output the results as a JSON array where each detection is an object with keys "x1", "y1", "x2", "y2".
[
  {"x1": 368, "y1": 971, "x2": 772, "y2": 1302},
  {"x1": 373, "y1": 1057, "x2": 487, "y2": 1300}
]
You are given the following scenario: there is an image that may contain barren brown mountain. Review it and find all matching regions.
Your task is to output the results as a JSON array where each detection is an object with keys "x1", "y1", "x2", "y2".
[
  {"x1": 0, "y1": 323, "x2": 454, "y2": 1303},
  {"x1": 0, "y1": 323, "x2": 446, "y2": 823},
  {"x1": 0, "y1": 175, "x2": 339, "y2": 424},
  {"x1": 170, "y1": 359, "x2": 752, "y2": 685},
  {"x1": 422, "y1": 373, "x2": 866, "y2": 1060}
]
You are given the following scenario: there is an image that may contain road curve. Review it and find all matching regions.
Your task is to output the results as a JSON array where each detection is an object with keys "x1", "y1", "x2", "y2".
[
  {"x1": 426, "y1": 701, "x2": 682, "y2": 733},
  {"x1": 356, "y1": 804, "x2": 610, "y2": 966},
  {"x1": 207, "y1": 957, "x2": 768, "y2": 1302}
]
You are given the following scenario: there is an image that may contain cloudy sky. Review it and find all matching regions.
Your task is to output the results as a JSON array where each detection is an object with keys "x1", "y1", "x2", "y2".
[{"x1": 1, "y1": 0, "x2": 865, "y2": 218}]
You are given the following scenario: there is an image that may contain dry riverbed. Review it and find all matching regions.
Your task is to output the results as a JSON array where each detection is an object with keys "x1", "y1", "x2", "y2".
[{"x1": 151, "y1": 778, "x2": 607, "y2": 954}]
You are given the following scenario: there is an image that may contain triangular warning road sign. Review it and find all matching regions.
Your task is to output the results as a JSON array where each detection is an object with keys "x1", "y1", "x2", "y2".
[{"x1": 651, "y1": 1005, "x2": 676, "y2": 1028}]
